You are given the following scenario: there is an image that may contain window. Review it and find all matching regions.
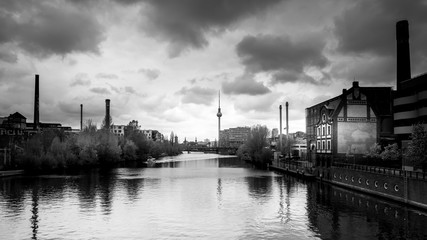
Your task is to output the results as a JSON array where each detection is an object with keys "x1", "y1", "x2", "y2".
[
  {"x1": 322, "y1": 114, "x2": 326, "y2": 121},
  {"x1": 317, "y1": 141, "x2": 320, "y2": 150},
  {"x1": 322, "y1": 140, "x2": 325, "y2": 150},
  {"x1": 327, "y1": 125, "x2": 331, "y2": 135},
  {"x1": 322, "y1": 126, "x2": 325, "y2": 135},
  {"x1": 327, "y1": 140, "x2": 331, "y2": 150}
]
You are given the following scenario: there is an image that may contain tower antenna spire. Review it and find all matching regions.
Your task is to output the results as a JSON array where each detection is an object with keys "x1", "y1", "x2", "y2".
[
  {"x1": 219, "y1": 90, "x2": 221, "y2": 108},
  {"x1": 217, "y1": 90, "x2": 222, "y2": 149}
]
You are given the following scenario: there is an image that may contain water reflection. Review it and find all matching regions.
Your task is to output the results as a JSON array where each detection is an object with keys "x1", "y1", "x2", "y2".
[
  {"x1": 31, "y1": 187, "x2": 39, "y2": 240},
  {"x1": 307, "y1": 181, "x2": 427, "y2": 239},
  {"x1": 217, "y1": 178, "x2": 222, "y2": 207},
  {"x1": 246, "y1": 176, "x2": 272, "y2": 200},
  {"x1": 1, "y1": 156, "x2": 427, "y2": 239}
]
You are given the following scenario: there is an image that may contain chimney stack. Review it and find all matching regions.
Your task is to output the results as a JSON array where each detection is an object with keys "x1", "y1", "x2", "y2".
[
  {"x1": 279, "y1": 105, "x2": 282, "y2": 153},
  {"x1": 396, "y1": 20, "x2": 411, "y2": 90},
  {"x1": 105, "y1": 99, "x2": 111, "y2": 129},
  {"x1": 34, "y1": 74, "x2": 39, "y2": 130},
  {"x1": 80, "y1": 104, "x2": 83, "y2": 131}
]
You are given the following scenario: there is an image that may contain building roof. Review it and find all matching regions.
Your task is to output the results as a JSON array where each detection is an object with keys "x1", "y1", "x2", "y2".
[
  {"x1": 360, "y1": 87, "x2": 394, "y2": 116},
  {"x1": 306, "y1": 84, "x2": 393, "y2": 117},
  {"x1": 9, "y1": 112, "x2": 26, "y2": 119},
  {"x1": 400, "y1": 72, "x2": 427, "y2": 90}
]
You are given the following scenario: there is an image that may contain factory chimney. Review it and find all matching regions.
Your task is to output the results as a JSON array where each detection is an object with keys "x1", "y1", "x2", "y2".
[
  {"x1": 34, "y1": 74, "x2": 39, "y2": 130},
  {"x1": 396, "y1": 20, "x2": 411, "y2": 90},
  {"x1": 80, "y1": 104, "x2": 83, "y2": 131},
  {"x1": 105, "y1": 99, "x2": 111, "y2": 129}
]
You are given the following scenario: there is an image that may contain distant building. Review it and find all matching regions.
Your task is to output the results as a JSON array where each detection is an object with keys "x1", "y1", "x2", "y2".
[
  {"x1": 219, "y1": 127, "x2": 250, "y2": 148},
  {"x1": 0, "y1": 112, "x2": 73, "y2": 148},
  {"x1": 111, "y1": 124, "x2": 125, "y2": 137},
  {"x1": 142, "y1": 129, "x2": 164, "y2": 142},
  {"x1": 289, "y1": 131, "x2": 307, "y2": 159},
  {"x1": 1, "y1": 112, "x2": 27, "y2": 130},
  {"x1": 272, "y1": 128, "x2": 278, "y2": 138}
]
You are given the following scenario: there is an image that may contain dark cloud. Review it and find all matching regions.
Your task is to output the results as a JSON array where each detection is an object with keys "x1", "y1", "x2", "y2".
[
  {"x1": 96, "y1": 73, "x2": 119, "y2": 79},
  {"x1": 90, "y1": 87, "x2": 111, "y2": 95},
  {"x1": 0, "y1": 0, "x2": 105, "y2": 58},
  {"x1": 138, "y1": 68, "x2": 160, "y2": 80},
  {"x1": 236, "y1": 34, "x2": 329, "y2": 84},
  {"x1": 70, "y1": 73, "x2": 91, "y2": 87},
  {"x1": 136, "y1": 0, "x2": 283, "y2": 57},
  {"x1": 333, "y1": 0, "x2": 427, "y2": 76},
  {"x1": 177, "y1": 86, "x2": 216, "y2": 105},
  {"x1": 330, "y1": 56, "x2": 395, "y2": 86},
  {"x1": 222, "y1": 73, "x2": 270, "y2": 95}
]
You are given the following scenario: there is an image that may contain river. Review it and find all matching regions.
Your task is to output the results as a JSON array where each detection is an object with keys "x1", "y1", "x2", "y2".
[{"x1": 1, "y1": 152, "x2": 426, "y2": 239}]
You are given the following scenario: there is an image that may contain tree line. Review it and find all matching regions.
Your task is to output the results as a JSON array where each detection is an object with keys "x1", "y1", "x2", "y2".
[
  {"x1": 236, "y1": 125, "x2": 272, "y2": 167},
  {"x1": 15, "y1": 120, "x2": 181, "y2": 172}
]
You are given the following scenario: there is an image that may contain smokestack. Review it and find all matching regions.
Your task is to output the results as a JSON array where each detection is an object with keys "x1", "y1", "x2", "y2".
[
  {"x1": 34, "y1": 74, "x2": 39, "y2": 130},
  {"x1": 279, "y1": 105, "x2": 282, "y2": 153},
  {"x1": 105, "y1": 99, "x2": 111, "y2": 129},
  {"x1": 396, "y1": 20, "x2": 411, "y2": 90},
  {"x1": 80, "y1": 104, "x2": 83, "y2": 131},
  {"x1": 286, "y1": 102, "x2": 289, "y2": 157}
]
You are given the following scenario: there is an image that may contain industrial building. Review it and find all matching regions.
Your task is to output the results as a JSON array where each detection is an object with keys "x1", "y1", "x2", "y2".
[
  {"x1": 305, "y1": 82, "x2": 394, "y2": 167},
  {"x1": 305, "y1": 20, "x2": 427, "y2": 168}
]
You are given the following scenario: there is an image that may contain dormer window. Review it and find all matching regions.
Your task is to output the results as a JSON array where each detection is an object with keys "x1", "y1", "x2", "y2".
[{"x1": 322, "y1": 114, "x2": 326, "y2": 122}]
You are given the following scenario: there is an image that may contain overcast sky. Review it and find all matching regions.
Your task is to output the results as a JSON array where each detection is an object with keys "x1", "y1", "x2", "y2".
[{"x1": 1, "y1": 0, "x2": 427, "y2": 141}]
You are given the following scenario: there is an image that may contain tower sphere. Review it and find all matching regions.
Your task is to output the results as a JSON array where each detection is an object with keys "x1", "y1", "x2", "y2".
[{"x1": 217, "y1": 112, "x2": 222, "y2": 117}]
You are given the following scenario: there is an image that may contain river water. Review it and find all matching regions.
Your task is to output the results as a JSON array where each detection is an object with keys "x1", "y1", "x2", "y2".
[{"x1": 1, "y1": 153, "x2": 427, "y2": 239}]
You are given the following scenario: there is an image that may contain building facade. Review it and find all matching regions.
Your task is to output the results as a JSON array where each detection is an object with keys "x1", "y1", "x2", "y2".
[
  {"x1": 306, "y1": 81, "x2": 394, "y2": 167},
  {"x1": 111, "y1": 124, "x2": 126, "y2": 137},
  {"x1": 142, "y1": 130, "x2": 164, "y2": 142},
  {"x1": 219, "y1": 127, "x2": 250, "y2": 148}
]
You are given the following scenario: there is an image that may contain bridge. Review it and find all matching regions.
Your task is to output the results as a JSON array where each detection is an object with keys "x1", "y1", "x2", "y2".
[{"x1": 186, "y1": 147, "x2": 238, "y2": 154}]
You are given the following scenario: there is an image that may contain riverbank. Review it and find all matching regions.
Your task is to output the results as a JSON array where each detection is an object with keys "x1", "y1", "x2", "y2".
[
  {"x1": 269, "y1": 165, "x2": 316, "y2": 180},
  {"x1": 0, "y1": 170, "x2": 24, "y2": 178},
  {"x1": 315, "y1": 165, "x2": 427, "y2": 211}
]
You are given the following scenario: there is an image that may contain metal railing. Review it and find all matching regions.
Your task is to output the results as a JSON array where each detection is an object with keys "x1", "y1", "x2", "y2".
[
  {"x1": 332, "y1": 162, "x2": 426, "y2": 181},
  {"x1": 273, "y1": 160, "x2": 315, "y2": 175}
]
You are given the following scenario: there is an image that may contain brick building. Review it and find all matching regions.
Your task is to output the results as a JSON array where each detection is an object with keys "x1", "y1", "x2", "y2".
[{"x1": 306, "y1": 81, "x2": 394, "y2": 167}]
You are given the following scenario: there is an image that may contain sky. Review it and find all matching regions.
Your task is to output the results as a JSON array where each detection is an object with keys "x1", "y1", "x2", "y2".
[{"x1": 1, "y1": 0, "x2": 427, "y2": 142}]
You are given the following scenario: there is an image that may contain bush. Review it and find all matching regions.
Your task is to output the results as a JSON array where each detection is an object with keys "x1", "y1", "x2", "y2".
[{"x1": 122, "y1": 140, "x2": 137, "y2": 161}]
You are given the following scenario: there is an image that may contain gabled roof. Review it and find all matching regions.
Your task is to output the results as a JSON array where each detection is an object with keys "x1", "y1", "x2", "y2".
[
  {"x1": 9, "y1": 112, "x2": 26, "y2": 119},
  {"x1": 360, "y1": 87, "x2": 394, "y2": 116}
]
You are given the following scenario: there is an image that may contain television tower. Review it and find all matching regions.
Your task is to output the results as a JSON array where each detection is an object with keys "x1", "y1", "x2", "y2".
[{"x1": 216, "y1": 91, "x2": 222, "y2": 147}]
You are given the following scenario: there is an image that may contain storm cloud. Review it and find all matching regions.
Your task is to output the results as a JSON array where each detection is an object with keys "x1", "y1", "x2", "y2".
[
  {"x1": 333, "y1": 0, "x2": 427, "y2": 80},
  {"x1": 137, "y1": 0, "x2": 284, "y2": 57},
  {"x1": 236, "y1": 34, "x2": 329, "y2": 84},
  {"x1": 0, "y1": 0, "x2": 105, "y2": 58}
]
